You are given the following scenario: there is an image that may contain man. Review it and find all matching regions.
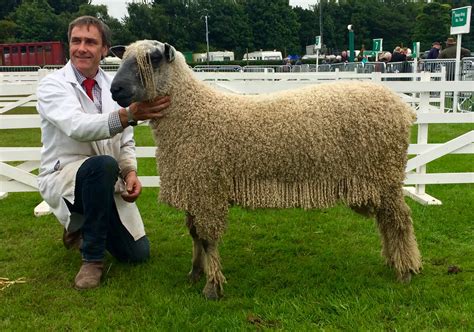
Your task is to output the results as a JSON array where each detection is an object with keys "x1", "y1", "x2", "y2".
[
  {"x1": 340, "y1": 50, "x2": 348, "y2": 63},
  {"x1": 390, "y1": 46, "x2": 407, "y2": 62},
  {"x1": 426, "y1": 41, "x2": 441, "y2": 59},
  {"x1": 438, "y1": 37, "x2": 471, "y2": 59},
  {"x1": 438, "y1": 37, "x2": 471, "y2": 81},
  {"x1": 36, "y1": 16, "x2": 171, "y2": 290}
]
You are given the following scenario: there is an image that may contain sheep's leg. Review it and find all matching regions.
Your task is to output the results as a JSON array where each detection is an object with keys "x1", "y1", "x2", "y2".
[
  {"x1": 201, "y1": 238, "x2": 226, "y2": 300},
  {"x1": 186, "y1": 213, "x2": 205, "y2": 283},
  {"x1": 350, "y1": 203, "x2": 375, "y2": 218},
  {"x1": 375, "y1": 189, "x2": 422, "y2": 283}
]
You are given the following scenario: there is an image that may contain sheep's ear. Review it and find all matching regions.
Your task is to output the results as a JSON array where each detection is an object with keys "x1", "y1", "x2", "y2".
[
  {"x1": 164, "y1": 43, "x2": 175, "y2": 62},
  {"x1": 110, "y1": 45, "x2": 126, "y2": 59}
]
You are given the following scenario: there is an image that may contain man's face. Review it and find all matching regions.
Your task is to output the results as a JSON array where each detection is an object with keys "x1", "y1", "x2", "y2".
[{"x1": 69, "y1": 24, "x2": 108, "y2": 78}]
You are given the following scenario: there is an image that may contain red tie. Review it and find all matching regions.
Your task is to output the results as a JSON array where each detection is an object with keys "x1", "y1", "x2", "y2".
[{"x1": 83, "y1": 78, "x2": 96, "y2": 101}]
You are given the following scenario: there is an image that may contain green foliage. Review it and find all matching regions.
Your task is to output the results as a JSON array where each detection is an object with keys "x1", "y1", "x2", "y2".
[
  {"x1": 318, "y1": 0, "x2": 421, "y2": 53},
  {"x1": 10, "y1": 0, "x2": 62, "y2": 42},
  {"x1": 124, "y1": 3, "x2": 168, "y2": 42},
  {"x1": 244, "y1": 0, "x2": 301, "y2": 55},
  {"x1": 0, "y1": 0, "x2": 21, "y2": 20},
  {"x1": 46, "y1": 0, "x2": 88, "y2": 15},
  {"x1": 196, "y1": 0, "x2": 254, "y2": 57},
  {"x1": 293, "y1": 6, "x2": 319, "y2": 54},
  {"x1": 0, "y1": 0, "x2": 473, "y2": 56},
  {"x1": 0, "y1": 19, "x2": 18, "y2": 43},
  {"x1": 158, "y1": 0, "x2": 194, "y2": 51},
  {"x1": 414, "y1": 2, "x2": 452, "y2": 51}
]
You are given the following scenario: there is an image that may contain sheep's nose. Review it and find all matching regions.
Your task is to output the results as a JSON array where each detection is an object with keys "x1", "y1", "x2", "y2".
[
  {"x1": 110, "y1": 82, "x2": 133, "y2": 107},
  {"x1": 110, "y1": 83, "x2": 122, "y2": 97}
]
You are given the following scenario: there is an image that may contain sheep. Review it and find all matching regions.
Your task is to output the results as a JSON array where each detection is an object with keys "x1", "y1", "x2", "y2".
[{"x1": 110, "y1": 40, "x2": 422, "y2": 300}]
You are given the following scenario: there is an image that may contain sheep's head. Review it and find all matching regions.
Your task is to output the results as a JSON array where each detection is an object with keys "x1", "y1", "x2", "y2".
[{"x1": 110, "y1": 40, "x2": 176, "y2": 107}]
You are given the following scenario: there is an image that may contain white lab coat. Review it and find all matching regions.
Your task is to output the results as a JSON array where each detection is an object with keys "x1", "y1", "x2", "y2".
[{"x1": 36, "y1": 61, "x2": 145, "y2": 240}]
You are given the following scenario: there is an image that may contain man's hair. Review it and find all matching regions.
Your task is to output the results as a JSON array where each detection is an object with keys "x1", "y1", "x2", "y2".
[{"x1": 68, "y1": 16, "x2": 112, "y2": 48}]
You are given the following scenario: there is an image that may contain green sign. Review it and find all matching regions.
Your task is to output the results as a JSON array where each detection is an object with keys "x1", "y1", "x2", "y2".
[
  {"x1": 451, "y1": 6, "x2": 471, "y2": 34},
  {"x1": 363, "y1": 50, "x2": 377, "y2": 57},
  {"x1": 315, "y1": 36, "x2": 322, "y2": 49},
  {"x1": 452, "y1": 7, "x2": 468, "y2": 27},
  {"x1": 412, "y1": 41, "x2": 420, "y2": 58},
  {"x1": 372, "y1": 38, "x2": 383, "y2": 52}
]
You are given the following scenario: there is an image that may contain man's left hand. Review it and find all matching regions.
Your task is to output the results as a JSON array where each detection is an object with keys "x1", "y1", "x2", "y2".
[{"x1": 121, "y1": 171, "x2": 142, "y2": 202}]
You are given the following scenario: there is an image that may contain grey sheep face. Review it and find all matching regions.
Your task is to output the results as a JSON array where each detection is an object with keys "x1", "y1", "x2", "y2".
[{"x1": 110, "y1": 40, "x2": 175, "y2": 107}]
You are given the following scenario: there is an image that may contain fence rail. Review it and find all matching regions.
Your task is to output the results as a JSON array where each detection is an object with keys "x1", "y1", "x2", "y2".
[
  {"x1": 1, "y1": 57, "x2": 473, "y2": 76},
  {"x1": 0, "y1": 70, "x2": 473, "y2": 216}
]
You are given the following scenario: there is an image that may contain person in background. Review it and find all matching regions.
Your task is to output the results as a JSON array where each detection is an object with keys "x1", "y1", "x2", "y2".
[
  {"x1": 438, "y1": 37, "x2": 471, "y2": 59},
  {"x1": 427, "y1": 41, "x2": 441, "y2": 59},
  {"x1": 390, "y1": 46, "x2": 407, "y2": 62},
  {"x1": 341, "y1": 50, "x2": 348, "y2": 62},
  {"x1": 438, "y1": 37, "x2": 471, "y2": 81},
  {"x1": 357, "y1": 44, "x2": 365, "y2": 62},
  {"x1": 36, "y1": 16, "x2": 171, "y2": 290},
  {"x1": 402, "y1": 47, "x2": 412, "y2": 60},
  {"x1": 378, "y1": 51, "x2": 392, "y2": 63}
]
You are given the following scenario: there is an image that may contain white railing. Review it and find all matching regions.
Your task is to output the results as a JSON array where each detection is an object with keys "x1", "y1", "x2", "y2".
[{"x1": 1, "y1": 70, "x2": 473, "y2": 216}]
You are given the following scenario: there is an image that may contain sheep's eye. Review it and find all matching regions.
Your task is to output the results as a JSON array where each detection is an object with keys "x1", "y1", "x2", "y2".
[{"x1": 149, "y1": 51, "x2": 163, "y2": 64}]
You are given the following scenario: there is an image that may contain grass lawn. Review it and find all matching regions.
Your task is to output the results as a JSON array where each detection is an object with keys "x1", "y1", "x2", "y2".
[{"x1": 0, "y1": 111, "x2": 473, "y2": 330}]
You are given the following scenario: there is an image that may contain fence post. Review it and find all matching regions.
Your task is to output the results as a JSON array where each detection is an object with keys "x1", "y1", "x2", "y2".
[
  {"x1": 371, "y1": 71, "x2": 382, "y2": 82},
  {"x1": 38, "y1": 68, "x2": 49, "y2": 81},
  {"x1": 440, "y1": 66, "x2": 446, "y2": 112},
  {"x1": 415, "y1": 72, "x2": 430, "y2": 196},
  {"x1": 403, "y1": 71, "x2": 443, "y2": 205}
]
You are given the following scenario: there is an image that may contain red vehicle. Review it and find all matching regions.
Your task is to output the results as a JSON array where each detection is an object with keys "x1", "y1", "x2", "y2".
[{"x1": 0, "y1": 41, "x2": 66, "y2": 66}]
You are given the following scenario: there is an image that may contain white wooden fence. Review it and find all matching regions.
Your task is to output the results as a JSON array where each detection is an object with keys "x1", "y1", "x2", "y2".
[{"x1": 1, "y1": 69, "x2": 473, "y2": 216}]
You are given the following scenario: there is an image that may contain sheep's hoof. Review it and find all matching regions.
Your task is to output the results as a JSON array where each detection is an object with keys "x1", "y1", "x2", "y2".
[
  {"x1": 188, "y1": 267, "x2": 204, "y2": 283},
  {"x1": 203, "y1": 282, "x2": 223, "y2": 300},
  {"x1": 397, "y1": 271, "x2": 413, "y2": 283}
]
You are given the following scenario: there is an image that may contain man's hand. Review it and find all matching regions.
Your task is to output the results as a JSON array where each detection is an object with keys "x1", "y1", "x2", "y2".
[
  {"x1": 119, "y1": 96, "x2": 171, "y2": 128},
  {"x1": 131, "y1": 96, "x2": 171, "y2": 121},
  {"x1": 121, "y1": 171, "x2": 142, "y2": 202}
]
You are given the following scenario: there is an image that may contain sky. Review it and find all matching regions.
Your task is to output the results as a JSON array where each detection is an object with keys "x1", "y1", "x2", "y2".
[{"x1": 91, "y1": 0, "x2": 318, "y2": 20}]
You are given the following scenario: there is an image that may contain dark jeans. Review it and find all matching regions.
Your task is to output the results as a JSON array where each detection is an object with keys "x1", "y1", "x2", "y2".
[{"x1": 66, "y1": 155, "x2": 149, "y2": 263}]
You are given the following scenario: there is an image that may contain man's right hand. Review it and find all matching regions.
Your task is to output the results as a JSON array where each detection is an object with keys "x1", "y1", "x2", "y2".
[{"x1": 119, "y1": 96, "x2": 171, "y2": 127}]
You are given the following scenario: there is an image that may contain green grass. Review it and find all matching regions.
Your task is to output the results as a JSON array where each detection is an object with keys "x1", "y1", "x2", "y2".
[{"x1": 0, "y1": 112, "x2": 473, "y2": 330}]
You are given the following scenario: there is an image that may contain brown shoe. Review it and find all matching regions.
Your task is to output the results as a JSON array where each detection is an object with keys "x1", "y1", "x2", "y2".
[
  {"x1": 74, "y1": 261, "x2": 104, "y2": 290},
  {"x1": 63, "y1": 228, "x2": 82, "y2": 250}
]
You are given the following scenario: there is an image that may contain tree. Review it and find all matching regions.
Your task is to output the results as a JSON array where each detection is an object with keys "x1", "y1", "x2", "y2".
[
  {"x1": 293, "y1": 6, "x2": 318, "y2": 54},
  {"x1": 0, "y1": 0, "x2": 21, "y2": 20},
  {"x1": 123, "y1": 2, "x2": 170, "y2": 42},
  {"x1": 0, "y1": 19, "x2": 18, "y2": 43},
  {"x1": 158, "y1": 0, "x2": 194, "y2": 51},
  {"x1": 47, "y1": 0, "x2": 89, "y2": 15},
  {"x1": 10, "y1": 0, "x2": 62, "y2": 42},
  {"x1": 194, "y1": 0, "x2": 253, "y2": 57},
  {"x1": 413, "y1": 2, "x2": 451, "y2": 51},
  {"x1": 0, "y1": 0, "x2": 471, "y2": 59},
  {"x1": 244, "y1": 0, "x2": 300, "y2": 56}
]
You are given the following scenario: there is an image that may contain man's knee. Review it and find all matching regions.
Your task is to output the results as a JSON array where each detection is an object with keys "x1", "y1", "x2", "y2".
[
  {"x1": 128, "y1": 236, "x2": 150, "y2": 263},
  {"x1": 92, "y1": 155, "x2": 119, "y2": 176},
  {"x1": 81, "y1": 155, "x2": 119, "y2": 184}
]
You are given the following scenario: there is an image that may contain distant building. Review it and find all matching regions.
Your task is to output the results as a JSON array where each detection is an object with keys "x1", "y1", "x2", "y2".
[
  {"x1": 193, "y1": 51, "x2": 235, "y2": 62},
  {"x1": 306, "y1": 45, "x2": 315, "y2": 55},
  {"x1": 242, "y1": 50, "x2": 283, "y2": 61}
]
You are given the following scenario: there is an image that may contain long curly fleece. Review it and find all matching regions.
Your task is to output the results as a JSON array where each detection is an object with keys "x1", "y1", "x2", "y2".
[{"x1": 125, "y1": 42, "x2": 416, "y2": 242}]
